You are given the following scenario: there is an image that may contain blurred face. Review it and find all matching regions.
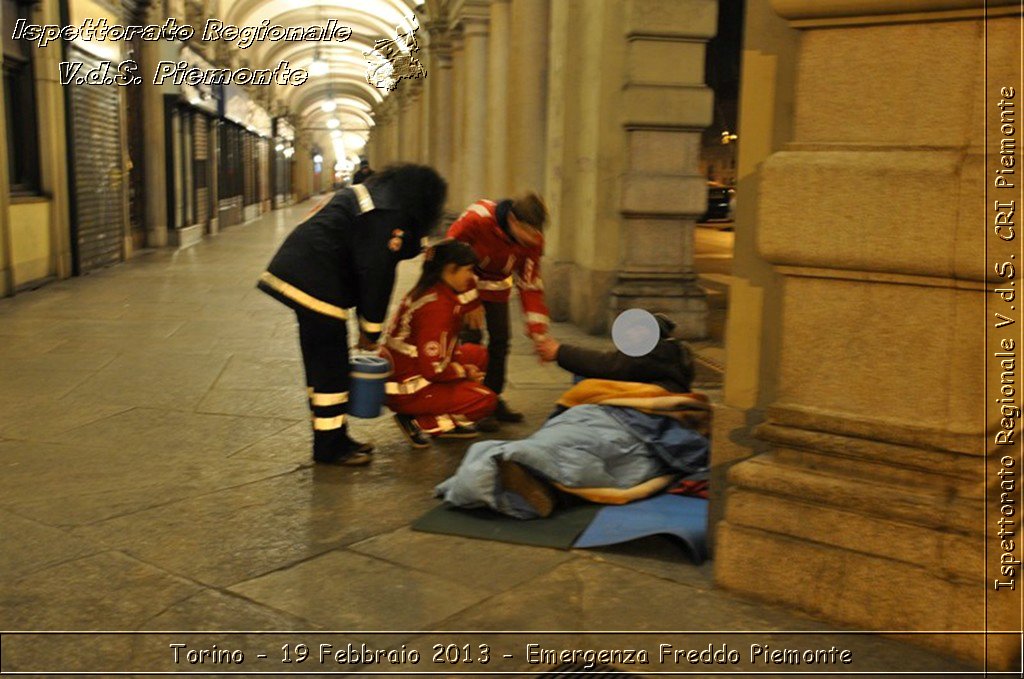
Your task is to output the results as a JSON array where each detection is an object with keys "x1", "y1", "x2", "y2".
[
  {"x1": 508, "y1": 214, "x2": 542, "y2": 247},
  {"x1": 442, "y1": 263, "x2": 476, "y2": 293}
]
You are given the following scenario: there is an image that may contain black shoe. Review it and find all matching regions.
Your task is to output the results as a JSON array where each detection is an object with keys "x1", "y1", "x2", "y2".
[
  {"x1": 345, "y1": 434, "x2": 375, "y2": 454},
  {"x1": 394, "y1": 414, "x2": 431, "y2": 449},
  {"x1": 436, "y1": 423, "x2": 480, "y2": 440},
  {"x1": 476, "y1": 416, "x2": 500, "y2": 433},
  {"x1": 497, "y1": 459, "x2": 555, "y2": 518},
  {"x1": 313, "y1": 450, "x2": 373, "y2": 466},
  {"x1": 494, "y1": 399, "x2": 524, "y2": 423}
]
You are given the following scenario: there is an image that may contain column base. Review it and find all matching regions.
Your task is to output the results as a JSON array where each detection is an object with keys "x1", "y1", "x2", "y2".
[
  {"x1": 713, "y1": 412, "x2": 1018, "y2": 670},
  {"x1": 611, "y1": 275, "x2": 708, "y2": 339},
  {"x1": 146, "y1": 227, "x2": 168, "y2": 249},
  {"x1": 168, "y1": 224, "x2": 203, "y2": 250}
]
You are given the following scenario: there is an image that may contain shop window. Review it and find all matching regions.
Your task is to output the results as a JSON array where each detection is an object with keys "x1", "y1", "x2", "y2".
[{"x1": 2, "y1": 0, "x2": 41, "y2": 195}]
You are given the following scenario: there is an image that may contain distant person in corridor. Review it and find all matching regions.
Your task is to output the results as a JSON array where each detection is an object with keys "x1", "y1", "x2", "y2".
[
  {"x1": 447, "y1": 192, "x2": 552, "y2": 432},
  {"x1": 257, "y1": 164, "x2": 447, "y2": 466},
  {"x1": 352, "y1": 159, "x2": 374, "y2": 185}
]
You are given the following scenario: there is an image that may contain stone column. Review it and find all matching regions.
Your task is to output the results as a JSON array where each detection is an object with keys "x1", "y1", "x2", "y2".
[
  {"x1": 0, "y1": 0, "x2": 12, "y2": 295},
  {"x1": 539, "y1": 0, "x2": 576, "y2": 322},
  {"x1": 448, "y1": 28, "x2": 466, "y2": 211},
  {"x1": 507, "y1": 0, "x2": 548, "y2": 192},
  {"x1": 458, "y1": 9, "x2": 490, "y2": 203},
  {"x1": 713, "y1": 0, "x2": 1022, "y2": 669},
  {"x1": 387, "y1": 97, "x2": 401, "y2": 165},
  {"x1": 407, "y1": 83, "x2": 424, "y2": 164},
  {"x1": 140, "y1": 4, "x2": 170, "y2": 247},
  {"x1": 396, "y1": 91, "x2": 411, "y2": 161},
  {"x1": 543, "y1": 0, "x2": 713, "y2": 336},
  {"x1": 427, "y1": 27, "x2": 453, "y2": 190},
  {"x1": 208, "y1": 121, "x2": 219, "y2": 234},
  {"x1": 486, "y1": 0, "x2": 511, "y2": 196},
  {"x1": 608, "y1": 1, "x2": 713, "y2": 339},
  {"x1": 31, "y1": 0, "x2": 72, "y2": 276}
]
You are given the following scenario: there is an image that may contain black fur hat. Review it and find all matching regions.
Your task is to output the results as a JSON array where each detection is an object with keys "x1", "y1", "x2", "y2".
[{"x1": 366, "y1": 164, "x2": 448, "y2": 235}]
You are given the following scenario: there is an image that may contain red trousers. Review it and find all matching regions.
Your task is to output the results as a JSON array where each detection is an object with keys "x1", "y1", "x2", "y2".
[{"x1": 388, "y1": 344, "x2": 498, "y2": 434}]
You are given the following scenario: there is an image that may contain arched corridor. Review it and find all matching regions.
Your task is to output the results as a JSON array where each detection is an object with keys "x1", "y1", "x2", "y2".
[{"x1": 0, "y1": 0, "x2": 1020, "y2": 672}]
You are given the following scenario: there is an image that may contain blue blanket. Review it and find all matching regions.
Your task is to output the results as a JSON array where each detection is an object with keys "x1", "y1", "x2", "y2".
[{"x1": 435, "y1": 404, "x2": 708, "y2": 519}]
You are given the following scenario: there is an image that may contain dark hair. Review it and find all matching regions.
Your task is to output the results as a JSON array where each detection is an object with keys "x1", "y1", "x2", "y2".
[
  {"x1": 410, "y1": 239, "x2": 478, "y2": 300},
  {"x1": 510, "y1": 192, "x2": 548, "y2": 231},
  {"x1": 365, "y1": 164, "x2": 447, "y2": 235}
]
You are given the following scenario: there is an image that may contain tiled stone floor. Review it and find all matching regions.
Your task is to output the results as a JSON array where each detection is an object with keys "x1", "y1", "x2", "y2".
[{"x1": 0, "y1": 201, "x2": 973, "y2": 675}]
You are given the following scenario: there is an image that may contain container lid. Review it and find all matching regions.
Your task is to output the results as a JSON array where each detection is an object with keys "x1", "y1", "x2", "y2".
[{"x1": 350, "y1": 354, "x2": 392, "y2": 373}]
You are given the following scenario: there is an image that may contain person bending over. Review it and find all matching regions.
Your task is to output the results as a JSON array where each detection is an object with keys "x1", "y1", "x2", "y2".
[
  {"x1": 257, "y1": 164, "x2": 447, "y2": 466},
  {"x1": 447, "y1": 192, "x2": 552, "y2": 430},
  {"x1": 383, "y1": 239, "x2": 499, "y2": 447}
]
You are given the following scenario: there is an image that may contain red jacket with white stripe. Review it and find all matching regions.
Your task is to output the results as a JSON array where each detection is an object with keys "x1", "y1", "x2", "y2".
[
  {"x1": 380, "y1": 282, "x2": 479, "y2": 396},
  {"x1": 447, "y1": 199, "x2": 550, "y2": 339}
]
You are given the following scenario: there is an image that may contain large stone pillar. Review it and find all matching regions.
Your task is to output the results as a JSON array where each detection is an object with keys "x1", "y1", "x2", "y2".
[
  {"x1": 507, "y1": 0, "x2": 548, "y2": 192},
  {"x1": 543, "y1": 0, "x2": 713, "y2": 336},
  {"x1": 486, "y1": 0, "x2": 511, "y2": 196},
  {"x1": 704, "y1": 0, "x2": 796, "y2": 558},
  {"x1": 714, "y1": 0, "x2": 1022, "y2": 669},
  {"x1": 541, "y1": 0, "x2": 580, "y2": 322},
  {"x1": 455, "y1": 4, "x2": 489, "y2": 203}
]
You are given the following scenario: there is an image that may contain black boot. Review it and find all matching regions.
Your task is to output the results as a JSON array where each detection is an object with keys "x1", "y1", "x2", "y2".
[{"x1": 494, "y1": 399, "x2": 525, "y2": 423}]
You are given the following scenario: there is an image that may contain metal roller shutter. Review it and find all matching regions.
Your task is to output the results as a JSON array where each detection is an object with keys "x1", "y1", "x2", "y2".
[
  {"x1": 68, "y1": 46, "x2": 125, "y2": 274},
  {"x1": 193, "y1": 112, "x2": 209, "y2": 226}
]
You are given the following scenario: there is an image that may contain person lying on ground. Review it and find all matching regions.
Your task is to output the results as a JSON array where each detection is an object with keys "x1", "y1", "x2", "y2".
[
  {"x1": 382, "y1": 239, "x2": 499, "y2": 447},
  {"x1": 435, "y1": 313, "x2": 708, "y2": 518},
  {"x1": 534, "y1": 313, "x2": 694, "y2": 395}
]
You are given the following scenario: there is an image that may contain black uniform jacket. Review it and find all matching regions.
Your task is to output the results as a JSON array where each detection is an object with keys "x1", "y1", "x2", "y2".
[
  {"x1": 555, "y1": 339, "x2": 695, "y2": 394},
  {"x1": 257, "y1": 183, "x2": 422, "y2": 342}
]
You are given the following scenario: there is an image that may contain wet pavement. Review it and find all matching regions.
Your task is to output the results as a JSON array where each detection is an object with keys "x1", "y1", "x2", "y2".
[{"x1": 0, "y1": 200, "x2": 973, "y2": 676}]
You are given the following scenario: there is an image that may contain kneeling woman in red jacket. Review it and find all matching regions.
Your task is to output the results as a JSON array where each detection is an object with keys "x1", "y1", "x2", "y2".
[{"x1": 383, "y1": 239, "x2": 499, "y2": 447}]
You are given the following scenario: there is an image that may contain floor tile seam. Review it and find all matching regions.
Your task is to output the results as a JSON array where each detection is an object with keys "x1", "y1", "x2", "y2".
[
  {"x1": 0, "y1": 419, "x2": 140, "y2": 447},
  {"x1": 410, "y1": 556, "x2": 597, "y2": 632},
  {"x1": 223, "y1": 421, "x2": 309, "y2": 459},
  {"x1": 0, "y1": 504, "x2": 110, "y2": 555},
  {"x1": 4, "y1": 403, "x2": 139, "y2": 440},
  {"x1": 222, "y1": 539, "x2": 411, "y2": 595},
  {"x1": 63, "y1": 465, "x2": 307, "y2": 530},
  {"x1": 342, "y1": 540, "x2": 504, "y2": 588},
  {"x1": 8, "y1": 548, "x2": 156, "y2": 587},
  {"x1": 345, "y1": 538, "x2": 583, "y2": 597},
  {"x1": 568, "y1": 549, "x2": 714, "y2": 594},
  {"x1": 192, "y1": 405, "x2": 306, "y2": 423},
  {"x1": 206, "y1": 353, "x2": 240, "y2": 395},
  {"x1": 178, "y1": 587, "x2": 324, "y2": 632}
]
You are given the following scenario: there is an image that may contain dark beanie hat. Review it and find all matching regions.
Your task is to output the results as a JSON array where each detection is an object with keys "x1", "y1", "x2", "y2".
[{"x1": 654, "y1": 312, "x2": 677, "y2": 339}]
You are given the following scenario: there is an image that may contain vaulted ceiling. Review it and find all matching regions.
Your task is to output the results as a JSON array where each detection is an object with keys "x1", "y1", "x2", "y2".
[{"x1": 215, "y1": 0, "x2": 434, "y2": 163}]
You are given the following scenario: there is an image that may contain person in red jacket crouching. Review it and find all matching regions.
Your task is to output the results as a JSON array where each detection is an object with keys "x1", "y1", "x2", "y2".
[
  {"x1": 447, "y1": 192, "x2": 551, "y2": 431},
  {"x1": 382, "y1": 239, "x2": 499, "y2": 447}
]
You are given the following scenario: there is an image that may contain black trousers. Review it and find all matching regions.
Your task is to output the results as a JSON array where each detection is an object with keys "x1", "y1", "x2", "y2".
[
  {"x1": 296, "y1": 311, "x2": 351, "y2": 461},
  {"x1": 460, "y1": 300, "x2": 510, "y2": 395}
]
